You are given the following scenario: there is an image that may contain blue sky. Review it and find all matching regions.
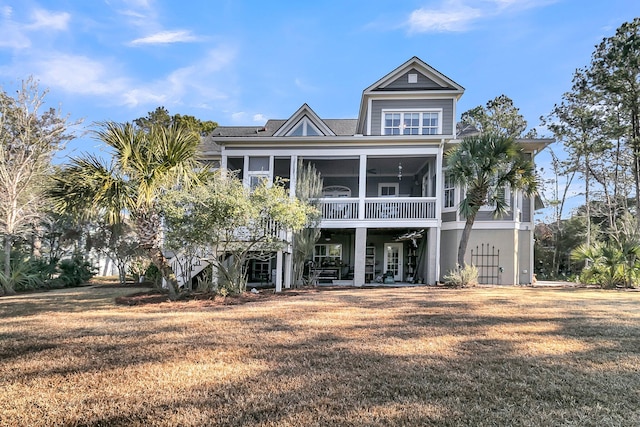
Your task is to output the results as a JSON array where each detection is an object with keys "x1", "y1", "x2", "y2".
[{"x1": 1, "y1": 0, "x2": 639, "y2": 217}]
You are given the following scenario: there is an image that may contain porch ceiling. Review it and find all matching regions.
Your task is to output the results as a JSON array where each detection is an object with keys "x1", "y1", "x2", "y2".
[{"x1": 306, "y1": 156, "x2": 430, "y2": 177}]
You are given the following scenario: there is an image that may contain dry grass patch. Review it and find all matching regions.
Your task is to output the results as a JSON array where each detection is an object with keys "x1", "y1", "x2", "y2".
[{"x1": 1, "y1": 286, "x2": 639, "y2": 426}]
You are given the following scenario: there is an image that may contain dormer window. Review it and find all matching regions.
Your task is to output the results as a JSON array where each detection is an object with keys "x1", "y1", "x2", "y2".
[
  {"x1": 288, "y1": 118, "x2": 321, "y2": 136},
  {"x1": 383, "y1": 110, "x2": 442, "y2": 135}
]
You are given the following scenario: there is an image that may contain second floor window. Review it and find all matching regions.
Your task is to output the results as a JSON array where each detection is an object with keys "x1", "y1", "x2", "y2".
[
  {"x1": 444, "y1": 172, "x2": 456, "y2": 209},
  {"x1": 383, "y1": 111, "x2": 441, "y2": 135},
  {"x1": 248, "y1": 156, "x2": 270, "y2": 190}
]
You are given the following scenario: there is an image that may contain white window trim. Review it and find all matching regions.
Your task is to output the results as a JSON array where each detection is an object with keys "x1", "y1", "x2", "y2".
[
  {"x1": 313, "y1": 244, "x2": 343, "y2": 267},
  {"x1": 442, "y1": 169, "x2": 456, "y2": 212},
  {"x1": 286, "y1": 117, "x2": 323, "y2": 137},
  {"x1": 479, "y1": 185, "x2": 512, "y2": 211},
  {"x1": 378, "y1": 182, "x2": 399, "y2": 197},
  {"x1": 381, "y1": 108, "x2": 443, "y2": 136}
]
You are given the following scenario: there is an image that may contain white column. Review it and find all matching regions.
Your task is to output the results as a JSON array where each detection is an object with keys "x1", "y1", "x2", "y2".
[
  {"x1": 354, "y1": 227, "x2": 367, "y2": 286},
  {"x1": 358, "y1": 154, "x2": 367, "y2": 219},
  {"x1": 275, "y1": 250, "x2": 283, "y2": 292},
  {"x1": 427, "y1": 227, "x2": 439, "y2": 284},
  {"x1": 436, "y1": 140, "x2": 444, "y2": 223},
  {"x1": 289, "y1": 155, "x2": 298, "y2": 198},
  {"x1": 433, "y1": 140, "x2": 445, "y2": 284},
  {"x1": 284, "y1": 252, "x2": 292, "y2": 289}
]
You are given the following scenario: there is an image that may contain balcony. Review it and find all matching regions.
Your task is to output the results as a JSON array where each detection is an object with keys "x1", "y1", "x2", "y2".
[{"x1": 320, "y1": 197, "x2": 437, "y2": 221}]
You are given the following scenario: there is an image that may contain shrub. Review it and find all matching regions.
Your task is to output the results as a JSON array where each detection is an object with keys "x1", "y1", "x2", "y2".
[
  {"x1": 444, "y1": 263, "x2": 479, "y2": 287},
  {"x1": 51, "y1": 255, "x2": 95, "y2": 288},
  {"x1": 0, "y1": 258, "x2": 44, "y2": 292}
]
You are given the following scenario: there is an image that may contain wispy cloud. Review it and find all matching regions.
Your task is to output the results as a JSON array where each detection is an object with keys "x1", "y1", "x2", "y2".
[
  {"x1": 407, "y1": 0, "x2": 556, "y2": 33},
  {"x1": 129, "y1": 29, "x2": 200, "y2": 45},
  {"x1": 27, "y1": 9, "x2": 70, "y2": 31},
  {"x1": 121, "y1": 45, "x2": 237, "y2": 107},
  {"x1": 0, "y1": 18, "x2": 31, "y2": 49},
  {"x1": 0, "y1": 6, "x2": 70, "y2": 50},
  {"x1": 28, "y1": 53, "x2": 129, "y2": 96}
]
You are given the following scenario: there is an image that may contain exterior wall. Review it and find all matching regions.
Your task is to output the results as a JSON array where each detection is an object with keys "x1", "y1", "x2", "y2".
[
  {"x1": 465, "y1": 229, "x2": 517, "y2": 285},
  {"x1": 365, "y1": 176, "x2": 420, "y2": 197},
  {"x1": 518, "y1": 229, "x2": 533, "y2": 284},
  {"x1": 521, "y1": 196, "x2": 531, "y2": 222},
  {"x1": 369, "y1": 99, "x2": 454, "y2": 136},
  {"x1": 384, "y1": 71, "x2": 443, "y2": 90},
  {"x1": 474, "y1": 209, "x2": 514, "y2": 221},
  {"x1": 439, "y1": 229, "x2": 461, "y2": 280},
  {"x1": 442, "y1": 211, "x2": 457, "y2": 222}
]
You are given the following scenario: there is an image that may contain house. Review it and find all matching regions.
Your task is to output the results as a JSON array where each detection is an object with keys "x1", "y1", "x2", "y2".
[{"x1": 195, "y1": 56, "x2": 552, "y2": 290}]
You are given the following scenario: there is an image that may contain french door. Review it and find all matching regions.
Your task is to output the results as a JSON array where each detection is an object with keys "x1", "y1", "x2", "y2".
[{"x1": 383, "y1": 243, "x2": 403, "y2": 281}]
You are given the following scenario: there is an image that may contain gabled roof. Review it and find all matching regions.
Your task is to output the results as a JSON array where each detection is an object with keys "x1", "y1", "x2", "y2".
[
  {"x1": 362, "y1": 56, "x2": 465, "y2": 95},
  {"x1": 356, "y1": 57, "x2": 465, "y2": 135},
  {"x1": 209, "y1": 118, "x2": 357, "y2": 140},
  {"x1": 272, "y1": 103, "x2": 336, "y2": 137}
]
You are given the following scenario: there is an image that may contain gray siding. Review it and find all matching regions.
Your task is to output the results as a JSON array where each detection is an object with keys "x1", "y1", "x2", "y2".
[
  {"x1": 475, "y1": 209, "x2": 513, "y2": 221},
  {"x1": 369, "y1": 99, "x2": 454, "y2": 136},
  {"x1": 522, "y1": 196, "x2": 531, "y2": 222},
  {"x1": 383, "y1": 71, "x2": 444, "y2": 90},
  {"x1": 442, "y1": 211, "x2": 457, "y2": 222}
]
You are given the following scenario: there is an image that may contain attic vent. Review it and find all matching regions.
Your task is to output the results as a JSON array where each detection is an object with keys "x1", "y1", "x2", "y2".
[{"x1": 408, "y1": 73, "x2": 418, "y2": 84}]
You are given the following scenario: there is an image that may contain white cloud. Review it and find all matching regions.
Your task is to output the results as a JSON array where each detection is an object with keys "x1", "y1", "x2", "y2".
[
  {"x1": 30, "y1": 54, "x2": 129, "y2": 96},
  {"x1": 253, "y1": 114, "x2": 266, "y2": 123},
  {"x1": 120, "y1": 46, "x2": 237, "y2": 107},
  {"x1": 408, "y1": 3, "x2": 482, "y2": 32},
  {"x1": 231, "y1": 112, "x2": 247, "y2": 122},
  {"x1": 129, "y1": 30, "x2": 200, "y2": 45},
  {"x1": 28, "y1": 9, "x2": 71, "y2": 31},
  {"x1": 406, "y1": 0, "x2": 556, "y2": 33},
  {"x1": 0, "y1": 7, "x2": 70, "y2": 50},
  {"x1": 294, "y1": 77, "x2": 318, "y2": 92}
]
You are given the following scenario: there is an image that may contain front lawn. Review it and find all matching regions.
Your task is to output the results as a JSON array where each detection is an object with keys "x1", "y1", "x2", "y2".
[{"x1": 0, "y1": 285, "x2": 638, "y2": 426}]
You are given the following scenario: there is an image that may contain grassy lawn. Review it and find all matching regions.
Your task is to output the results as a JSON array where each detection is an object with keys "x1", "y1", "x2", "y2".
[{"x1": 0, "y1": 285, "x2": 639, "y2": 426}]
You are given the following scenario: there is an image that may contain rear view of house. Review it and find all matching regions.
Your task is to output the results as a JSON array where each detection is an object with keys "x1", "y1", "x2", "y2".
[{"x1": 196, "y1": 56, "x2": 551, "y2": 290}]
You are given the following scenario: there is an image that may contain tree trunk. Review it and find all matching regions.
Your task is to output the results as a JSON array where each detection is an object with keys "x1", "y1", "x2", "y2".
[
  {"x1": 135, "y1": 208, "x2": 179, "y2": 300},
  {"x1": 2, "y1": 236, "x2": 16, "y2": 295},
  {"x1": 457, "y1": 214, "x2": 476, "y2": 268},
  {"x1": 147, "y1": 245, "x2": 179, "y2": 300}
]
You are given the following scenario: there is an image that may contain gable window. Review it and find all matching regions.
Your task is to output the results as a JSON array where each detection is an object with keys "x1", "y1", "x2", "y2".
[
  {"x1": 288, "y1": 118, "x2": 321, "y2": 136},
  {"x1": 383, "y1": 111, "x2": 441, "y2": 135},
  {"x1": 443, "y1": 171, "x2": 455, "y2": 209}
]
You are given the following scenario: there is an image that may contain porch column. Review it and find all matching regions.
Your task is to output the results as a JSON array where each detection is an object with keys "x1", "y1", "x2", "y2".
[
  {"x1": 436, "y1": 140, "x2": 444, "y2": 223},
  {"x1": 427, "y1": 227, "x2": 439, "y2": 284},
  {"x1": 289, "y1": 155, "x2": 298, "y2": 198},
  {"x1": 354, "y1": 227, "x2": 367, "y2": 286},
  {"x1": 284, "y1": 251, "x2": 292, "y2": 289},
  {"x1": 358, "y1": 154, "x2": 367, "y2": 220},
  {"x1": 275, "y1": 250, "x2": 283, "y2": 292}
]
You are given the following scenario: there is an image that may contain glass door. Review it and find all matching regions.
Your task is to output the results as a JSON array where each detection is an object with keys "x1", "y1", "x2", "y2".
[{"x1": 383, "y1": 243, "x2": 403, "y2": 281}]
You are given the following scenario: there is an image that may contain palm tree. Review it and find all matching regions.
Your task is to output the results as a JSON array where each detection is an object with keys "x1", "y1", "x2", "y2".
[
  {"x1": 49, "y1": 122, "x2": 203, "y2": 299},
  {"x1": 446, "y1": 133, "x2": 538, "y2": 267}
]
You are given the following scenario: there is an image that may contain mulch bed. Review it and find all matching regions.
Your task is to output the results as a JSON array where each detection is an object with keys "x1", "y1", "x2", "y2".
[{"x1": 113, "y1": 287, "x2": 321, "y2": 306}]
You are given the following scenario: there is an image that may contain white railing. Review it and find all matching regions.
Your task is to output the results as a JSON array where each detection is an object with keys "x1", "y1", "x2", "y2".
[
  {"x1": 234, "y1": 218, "x2": 288, "y2": 242},
  {"x1": 319, "y1": 197, "x2": 437, "y2": 220},
  {"x1": 320, "y1": 198, "x2": 359, "y2": 220}
]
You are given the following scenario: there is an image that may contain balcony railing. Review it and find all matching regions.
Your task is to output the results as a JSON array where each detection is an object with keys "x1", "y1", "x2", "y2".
[{"x1": 319, "y1": 197, "x2": 437, "y2": 221}]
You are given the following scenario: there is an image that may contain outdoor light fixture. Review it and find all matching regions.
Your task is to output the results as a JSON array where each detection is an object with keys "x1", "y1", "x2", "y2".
[{"x1": 397, "y1": 162, "x2": 403, "y2": 181}]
